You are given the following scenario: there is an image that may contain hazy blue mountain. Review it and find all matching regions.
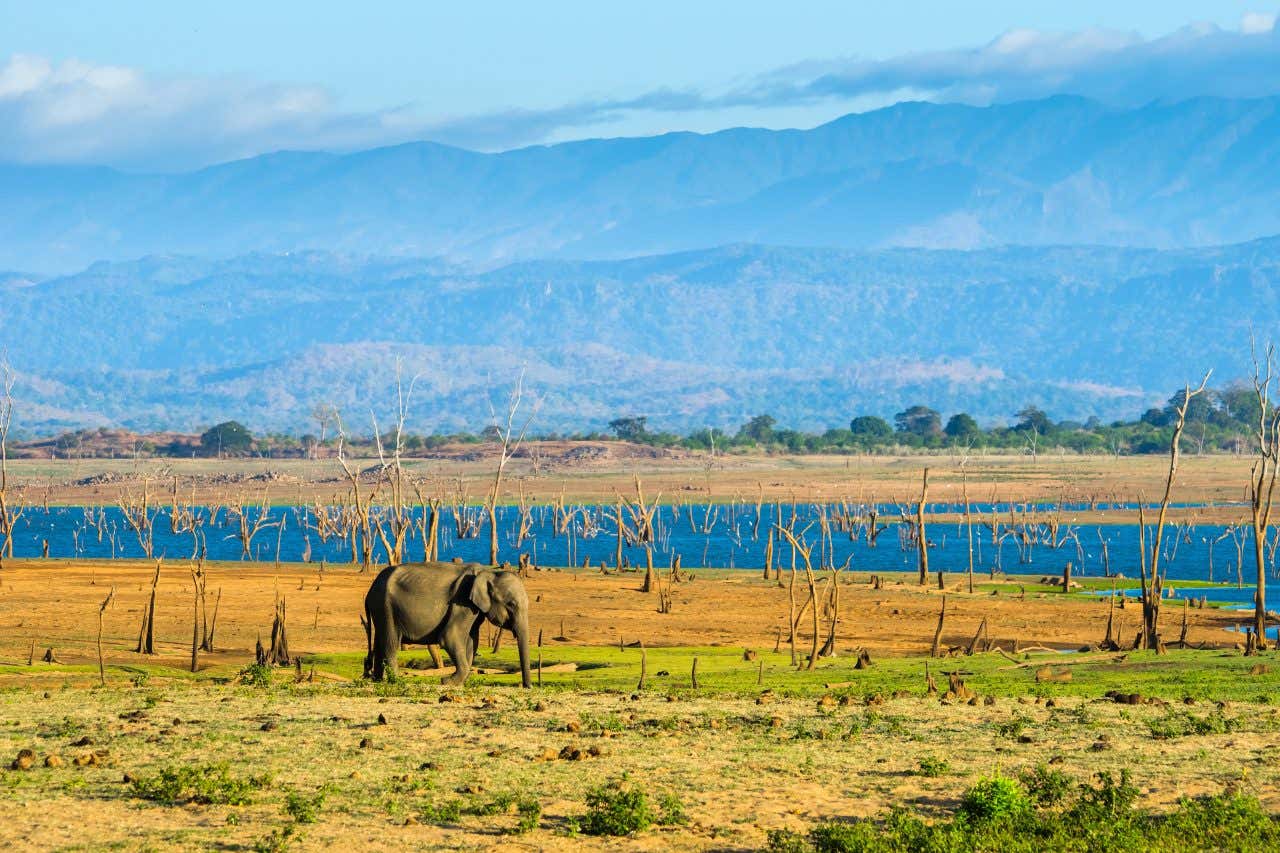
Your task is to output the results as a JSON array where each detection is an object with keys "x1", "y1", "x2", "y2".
[
  {"x1": 4, "y1": 241, "x2": 1278, "y2": 434},
  {"x1": 6, "y1": 95, "x2": 1280, "y2": 272}
]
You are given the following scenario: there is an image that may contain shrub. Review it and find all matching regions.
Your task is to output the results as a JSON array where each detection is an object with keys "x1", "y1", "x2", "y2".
[
  {"x1": 809, "y1": 821, "x2": 882, "y2": 852},
  {"x1": 958, "y1": 773, "x2": 1031, "y2": 824},
  {"x1": 238, "y1": 663, "x2": 273, "y2": 688},
  {"x1": 1018, "y1": 764, "x2": 1072, "y2": 807},
  {"x1": 419, "y1": 799, "x2": 463, "y2": 824},
  {"x1": 765, "y1": 828, "x2": 812, "y2": 852},
  {"x1": 658, "y1": 792, "x2": 689, "y2": 825},
  {"x1": 252, "y1": 824, "x2": 297, "y2": 853},
  {"x1": 512, "y1": 798, "x2": 541, "y2": 834},
  {"x1": 916, "y1": 756, "x2": 949, "y2": 777},
  {"x1": 578, "y1": 782, "x2": 655, "y2": 836},
  {"x1": 131, "y1": 762, "x2": 269, "y2": 805},
  {"x1": 1158, "y1": 792, "x2": 1280, "y2": 850},
  {"x1": 283, "y1": 789, "x2": 325, "y2": 824}
]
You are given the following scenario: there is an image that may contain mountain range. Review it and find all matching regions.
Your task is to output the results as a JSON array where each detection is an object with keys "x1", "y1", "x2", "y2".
[
  {"x1": 6, "y1": 95, "x2": 1280, "y2": 273},
  {"x1": 4, "y1": 240, "x2": 1279, "y2": 435}
]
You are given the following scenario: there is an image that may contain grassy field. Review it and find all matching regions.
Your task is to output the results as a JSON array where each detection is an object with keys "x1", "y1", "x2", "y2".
[
  {"x1": 0, "y1": 552, "x2": 1279, "y2": 849},
  {"x1": 3, "y1": 646, "x2": 1280, "y2": 850}
]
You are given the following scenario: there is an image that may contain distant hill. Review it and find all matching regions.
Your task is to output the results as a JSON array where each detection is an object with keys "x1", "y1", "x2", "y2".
[
  {"x1": 6, "y1": 95, "x2": 1280, "y2": 272},
  {"x1": 3, "y1": 241, "x2": 1278, "y2": 434}
]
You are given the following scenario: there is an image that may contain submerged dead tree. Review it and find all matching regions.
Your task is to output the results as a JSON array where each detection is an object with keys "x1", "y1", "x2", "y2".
[
  {"x1": 485, "y1": 370, "x2": 538, "y2": 566},
  {"x1": 916, "y1": 468, "x2": 930, "y2": 585},
  {"x1": 0, "y1": 357, "x2": 21, "y2": 566}
]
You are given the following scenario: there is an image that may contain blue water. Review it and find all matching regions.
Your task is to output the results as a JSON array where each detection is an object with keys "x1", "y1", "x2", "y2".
[{"x1": 0, "y1": 503, "x2": 1266, "y2": 588}]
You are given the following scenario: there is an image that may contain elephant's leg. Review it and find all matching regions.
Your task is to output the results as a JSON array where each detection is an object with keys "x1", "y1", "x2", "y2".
[
  {"x1": 427, "y1": 644, "x2": 443, "y2": 669},
  {"x1": 441, "y1": 614, "x2": 475, "y2": 686},
  {"x1": 470, "y1": 619, "x2": 482, "y2": 665},
  {"x1": 376, "y1": 621, "x2": 400, "y2": 682}
]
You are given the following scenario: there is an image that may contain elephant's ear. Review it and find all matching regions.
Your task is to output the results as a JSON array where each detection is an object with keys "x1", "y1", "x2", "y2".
[{"x1": 469, "y1": 572, "x2": 493, "y2": 613}]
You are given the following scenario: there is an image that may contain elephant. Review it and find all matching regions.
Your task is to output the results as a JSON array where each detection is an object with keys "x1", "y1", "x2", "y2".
[{"x1": 363, "y1": 561, "x2": 532, "y2": 687}]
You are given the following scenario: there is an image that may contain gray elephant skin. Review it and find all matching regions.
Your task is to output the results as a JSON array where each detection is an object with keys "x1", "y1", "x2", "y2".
[{"x1": 363, "y1": 561, "x2": 532, "y2": 687}]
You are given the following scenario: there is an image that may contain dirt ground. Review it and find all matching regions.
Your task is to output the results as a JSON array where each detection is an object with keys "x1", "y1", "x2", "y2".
[
  {"x1": 1, "y1": 451, "x2": 1261, "y2": 524},
  {"x1": 0, "y1": 558, "x2": 1247, "y2": 673}
]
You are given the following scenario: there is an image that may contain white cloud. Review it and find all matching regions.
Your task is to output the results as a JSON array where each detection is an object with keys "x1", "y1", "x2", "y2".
[
  {"x1": 1242, "y1": 11, "x2": 1277, "y2": 34},
  {"x1": 2, "y1": 12, "x2": 1280, "y2": 169}
]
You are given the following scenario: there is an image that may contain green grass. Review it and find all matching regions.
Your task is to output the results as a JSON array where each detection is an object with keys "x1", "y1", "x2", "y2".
[{"x1": 297, "y1": 644, "x2": 1280, "y2": 703}]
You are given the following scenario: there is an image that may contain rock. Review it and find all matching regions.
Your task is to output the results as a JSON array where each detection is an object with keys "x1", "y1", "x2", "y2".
[
  {"x1": 404, "y1": 815, "x2": 419, "y2": 826},
  {"x1": 587, "y1": 744, "x2": 607, "y2": 757},
  {"x1": 533, "y1": 701, "x2": 547, "y2": 712},
  {"x1": 359, "y1": 737, "x2": 373, "y2": 749},
  {"x1": 536, "y1": 748, "x2": 558, "y2": 762},
  {"x1": 558, "y1": 746, "x2": 584, "y2": 761},
  {"x1": 418, "y1": 762, "x2": 437, "y2": 771},
  {"x1": 743, "y1": 649, "x2": 758, "y2": 661},
  {"x1": 11, "y1": 750, "x2": 34, "y2": 771},
  {"x1": 71, "y1": 736, "x2": 93, "y2": 747},
  {"x1": 565, "y1": 720, "x2": 581, "y2": 733},
  {"x1": 377, "y1": 713, "x2": 388, "y2": 725},
  {"x1": 770, "y1": 716, "x2": 784, "y2": 728},
  {"x1": 44, "y1": 755, "x2": 63, "y2": 768},
  {"x1": 983, "y1": 696, "x2": 996, "y2": 706},
  {"x1": 260, "y1": 721, "x2": 277, "y2": 731}
]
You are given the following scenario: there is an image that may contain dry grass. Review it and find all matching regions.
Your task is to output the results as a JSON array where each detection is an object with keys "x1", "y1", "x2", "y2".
[{"x1": 1, "y1": 677, "x2": 1278, "y2": 851}]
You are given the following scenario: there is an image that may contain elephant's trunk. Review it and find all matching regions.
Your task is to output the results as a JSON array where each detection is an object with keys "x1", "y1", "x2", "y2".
[{"x1": 513, "y1": 616, "x2": 532, "y2": 688}]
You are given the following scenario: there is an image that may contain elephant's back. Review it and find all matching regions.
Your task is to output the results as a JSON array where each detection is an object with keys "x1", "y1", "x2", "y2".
[{"x1": 385, "y1": 561, "x2": 467, "y2": 598}]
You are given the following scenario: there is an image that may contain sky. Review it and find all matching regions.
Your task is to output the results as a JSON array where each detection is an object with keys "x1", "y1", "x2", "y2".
[{"x1": 1, "y1": 1, "x2": 1279, "y2": 169}]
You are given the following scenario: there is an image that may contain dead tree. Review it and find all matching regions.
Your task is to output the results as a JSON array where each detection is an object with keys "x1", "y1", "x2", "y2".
[
  {"x1": 96, "y1": 586, "x2": 115, "y2": 686},
  {"x1": 1139, "y1": 371, "x2": 1210, "y2": 651},
  {"x1": 622, "y1": 478, "x2": 661, "y2": 592},
  {"x1": 1248, "y1": 342, "x2": 1280, "y2": 649},
  {"x1": 228, "y1": 493, "x2": 279, "y2": 560},
  {"x1": 135, "y1": 559, "x2": 161, "y2": 654},
  {"x1": 963, "y1": 473, "x2": 975, "y2": 594},
  {"x1": 334, "y1": 413, "x2": 384, "y2": 569},
  {"x1": 916, "y1": 468, "x2": 930, "y2": 585},
  {"x1": 484, "y1": 370, "x2": 538, "y2": 566},
  {"x1": 931, "y1": 595, "x2": 947, "y2": 657},
  {"x1": 372, "y1": 364, "x2": 419, "y2": 564},
  {"x1": 267, "y1": 596, "x2": 290, "y2": 666},
  {"x1": 778, "y1": 526, "x2": 821, "y2": 671},
  {"x1": 0, "y1": 357, "x2": 22, "y2": 566}
]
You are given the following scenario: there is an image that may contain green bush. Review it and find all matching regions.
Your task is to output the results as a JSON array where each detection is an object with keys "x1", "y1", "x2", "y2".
[
  {"x1": 658, "y1": 792, "x2": 689, "y2": 825},
  {"x1": 1156, "y1": 792, "x2": 1280, "y2": 851},
  {"x1": 419, "y1": 799, "x2": 463, "y2": 824},
  {"x1": 578, "y1": 782, "x2": 655, "y2": 836},
  {"x1": 765, "y1": 828, "x2": 812, "y2": 852},
  {"x1": 283, "y1": 788, "x2": 325, "y2": 824},
  {"x1": 1018, "y1": 764, "x2": 1072, "y2": 807},
  {"x1": 131, "y1": 762, "x2": 269, "y2": 805},
  {"x1": 916, "y1": 756, "x2": 949, "y2": 777},
  {"x1": 958, "y1": 773, "x2": 1031, "y2": 824},
  {"x1": 512, "y1": 798, "x2": 541, "y2": 834},
  {"x1": 238, "y1": 663, "x2": 273, "y2": 688}
]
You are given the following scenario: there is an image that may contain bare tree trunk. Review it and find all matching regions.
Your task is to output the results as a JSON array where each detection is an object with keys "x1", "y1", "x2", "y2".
[{"x1": 916, "y1": 468, "x2": 930, "y2": 585}]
